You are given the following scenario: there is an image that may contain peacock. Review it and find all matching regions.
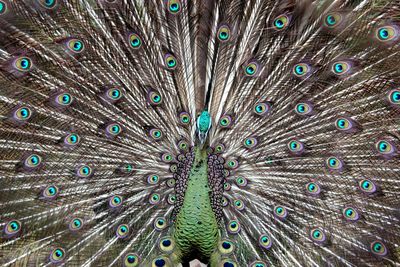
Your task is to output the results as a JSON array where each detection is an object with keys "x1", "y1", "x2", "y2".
[{"x1": 0, "y1": 0, "x2": 400, "y2": 266}]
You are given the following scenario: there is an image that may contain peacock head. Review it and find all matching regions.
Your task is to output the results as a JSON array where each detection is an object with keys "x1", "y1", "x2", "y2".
[{"x1": 196, "y1": 110, "x2": 212, "y2": 144}]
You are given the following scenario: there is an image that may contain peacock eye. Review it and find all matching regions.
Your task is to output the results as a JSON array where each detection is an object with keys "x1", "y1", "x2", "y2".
[
  {"x1": 179, "y1": 112, "x2": 191, "y2": 124},
  {"x1": 161, "y1": 153, "x2": 174, "y2": 163},
  {"x1": 43, "y1": 185, "x2": 59, "y2": 199},
  {"x1": 169, "y1": 164, "x2": 177, "y2": 173},
  {"x1": 250, "y1": 261, "x2": 267, "y2": 267},
  {"x1": 332, "y1": 61, "x2": 351, "y2": 75},
  {"x1": 4, "y1": 220, "x2": 21, "y2": 236},
  {"x1": 233, "y1": 199, "x2": 245, "y2": 211},
  {"x1": 388, "y1": 89, "x2": 400, "y2": 105},
  {"x1": 220, "y1": 259, "x2": 237, "y2": 267},
  {"x1": 295, "y1": 102, "x2": 312, "y2": 115},
  {"x1": 370, "y1": 240, "x2": 388, "y2": 256},
  {"x1": 218, "y1": 239, "x2": 235, "y2": 254},
  {"x1": 154, "y1": 217, "x2": 167, "y2": 231},
  {"x1": 288, "y1": 140, "x2": 304, "y2": 154},
  {"x1": 358, "y1": 179, "x2": 377, "y2": 194},
  {"x1": 69, "y1": 218, "x2": 83, "y2": 231},
  {"x1": 116, "y1": 224, "x2": 130, "y2": 238},
  {"x1": 67, "y1": 39, "x2": 84, "y2": 53},
  {"x1": 166, "y1": 178, "x2": 175, "y2": 188},
  {"x1": 124, "y1": 253, "x2": 140, "y2": 267},
  {"x1": 76, "y1": 165, "x2": 93, "y2": 178},
  {"x1": 274, "y1": 206, "x2": 288, "y2": 220},
  {"x1": 376, "y1": 26, "x2": 398, "y2": 42},
  {"x1": 214, "y1": 143, "x2": 225, "y2": 153},
  {"x1": 243, "y1": 137, "x2": 258, "y2": 149},
  {"x1": 24, "y1": 154, "x2": 42, "y2": 168},
  {"x1": 235, "y1": 176, "x2": 248, "y2": 187},
  {"x1": 13, "y1": 56, "x2": 33, "y2": 72},
  {"x1": 310, "y1": 227, "x2": 326, "y2": 244},
  {"x1": 109, "y1": 195, "x2": 123, "y2": 208},
  {"x1": 39, "y1": 0, "x2": 57, "y2": 9},
  {"x1": 293, "y1": 63, "x2": 311, "y2": 77},
  {"x1": 227, "y1": 219, "x2": 240, "y2": 234},
  {"x1": 305, "y1": 182, "x2": 321, "y2": 195},
  {"x1": 335, "y1": 117, "x2": 352, "y2": 131},
  {"x1": 151, "y1": 257, "x2": 170, "y2": 267},
  {"x1": 326, "y1": 156, "x2": 343, "y2": 171},
  {"x1": 167, "y1": 194, "x2": 176, "y2": 204},
  {"x1": 129, "y1": 33, "x2": 142, "y2": 49},
  {"x1": 164, "y1": 53, "x2": 177, "y2": 69},
  {"x1": 342, "y1": 207, "x2": 359, "y2": 222},
  {"x1": 219, "y1": 115, "x2": 233, "y2": 128},
  {"x1": 50, "y1": 248, "x2": 65, "y2": 263},
  {"x1": 14, "y1": 107, "x2": 32, "y2": 121},
  {"x1": 0, "y1": 1, "x2": 8, "y2": 15},
  {"x1": 167, "y1": 0, "x2": 181, "y2": 14},
  {"x1": 149, "y1": 128, "x2": 163, "y2": 140},
  {"x1": 56, "y1": 93, "x2": 73, "y2": 106},
  {"x1": 146, "y1": 174, "x2": 159, "y2": 185},
  {"x1": 244, "y1": 61, "x2": 259, "y2": 76},
  {"x1": 148, "y1": 90, "x2": 162, "y2": 106},
  {"x1": 217, "y1": 25, "x2": 231, "y2": 42},
  {"x1": 120, "y1": 164, "x2": 134, "y2": 174},
  {"x1": 222, "y1": 196, "x2": 229, "y2": 207},
  {"x1": 106, "y1": 123, "x2": 122, "y2": 136},
  {"x1": 324, "y1": 13, "x2": 342, "y2": 28},
  {"x1": 107, "y1": 88, "x2": 122, "y2": 101},
  {"x1": 64, "y1": 133, "x2": 80, "y2": 146},
  {"x1": 159, "y1": 236, "x2": 175, "y2": 253},
  {"x1": 226, "y1": 159, "x2": 239, "y2": 169},
  {"x1": 273, "y1": 14, "x2": 289, "y2": 30},
  {"x1": 253, "y1": 102, "x2": 271, "y2": 116},
  {"x1": 259, "y1": 234, "x2": 272, "y2": 249},
  {"x1": 375, "y1": 140, "x2": 395, "y2": 155},
  {"x1": 149, "y1": 193, "x2": 161, "y2": 204}
]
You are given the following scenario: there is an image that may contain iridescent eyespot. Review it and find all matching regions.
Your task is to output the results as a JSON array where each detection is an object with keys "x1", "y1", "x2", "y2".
[
  {"x1": 226, "y1": 159, "x2": 238, "y2": 169},
  {"x1": 149, "y1": 193, "x2": 161, "y2": 204},
  {"x1": 14, "y1": 107, "x2": 32, "y2": 121},
  {"x1": 151, "y1": 257, "x2": 170, "y2": 267},
  {"x1": 387, "y1": 89, "x2": 400, "y2": 106},
  {"x1": 224, "y1": 182, "x2": 231, "y2": 191},
  {"x1": 106, "y1": 123, "x2": 122, "y2": 136},
  {"x1": 166, "y1": 178, "x2": 175, "y2": 188},
  {"x1": 274, "y1": 206, "x2": 288, "y2": 220},
  {"x1": 161, "y1": 153, "x2": 174, "y2": 163},
  {"x1": 64, "y1": 133, "x2": 80, "y2": 146},
  {"x1": 69, "y1": 218, "x2": 83, "y2": 231},
  {"x1": 295, "y1": 102, "x2": 313, "y2": 115},
  {"x1": 342, "y1": 207, "x2": 359, "y2": 222},
  {"x1": 326, "y1": 156, "x2": 343, "y2": 171},
  {"x1": 116, "y1": 224, "x2": 130, "y2": 239},
  {"x1": 109, "y1": 195, "x2": 123, "y2": 208},
  {"x1": 106, "y1": 88, "x2": 122, "y2": 101},
  {"x1": 305, "y1": 182, "x2": 321, "y2": 196},
  {"x1": 147, "y1": 174, "x2": 159, "y2": 185},
  {"x1": 214, "y1": 143, "x2": 225, "y2": 153},
  {"x1": 324, "y1": 13, "x2": 342, "y2": 28},
  {"x1": 375, "y1": 139, "x2": 395, "y2": 156},
  {"x1": 273, "y1": 14, "x2": 289, "y2": 30},
  {"x1": 164, "y1": 53, "x2": 177, "y2": 69},
  {"x1": 309, "y1": 227, "x2": 326, "y2": 244},
  {"x1": 259, "y1": 234, "x2": 272, "y2": 249},
  {"x1": 39, "y1": 0, "x2": 57, "y2": 9},
  {"x1": 24, "y1": 154, "x2": 42, "y2": 169},
  {"x1": 169, "y1": 164, "x2": 177, "y2": 173},
  {"x1": 148, "y1": 90, "x2": 162, "y2": 106},
  {"x1": 76, "y1": 165, "x2": 93, "y2": 178},
  {"x1": 50, "y1": 248, "x2": 65, "y2": 263},
  {"x1": 0, "y1": 1, "x2": 7, "y2": 15},
  {"x1": 253, "y1": 102, "x2": 271, "y2": 116},
  {"x1": 43, "y1": 185, "x2": 59, "y2": 199},
  {"x1": 288, "y1": 140, "x2": 304, "y2": 154},
  {"x1": 124, "y1": 253, "x2": 140, "y2": 267},
  {"x1": 293, "y1": 63, "x2": 311, "y2": 77},
  {"x1": 167, "y1": 194, "x2": 176, "y2": 205},
  {"x1": 218, "y1": 239, "x2": 234, "y2": 254},
  {"x1": 335, "y1": 117, "x2": 353, "y2": 131},
  {"x1": 250, "y1": 261, "x2": 267, "y2": 267},
  {"x1": 370, "y1": 240, "x2": 388, "y2": 256},
  {"x1": 56, "y1": 93, "x2": 73, "y2": 106},
  {"x1": 167, "y1": 0, "x2": 181, "y2": 14},
  {"x1": 222, "y1": 196, "x2": 229, "y2": 207},
  {"x1": 219, "y1": 259, "x2": 237, "y2": 267},
  {"x1": 159, "y1": 236, "x2": 175, "y2": 253},
  {"x1": 121, "y1": 164, "x2": 134, "y2": 174},
  {"x1": 332, "y1": 61, "x2": 351, "y2": 75},
  {"x1": 223, "y1": 169, "x2": 230, "y2": 177},
  {"x1": 4, "y1": 220, "x2": 21, "y2": 236},
  {"x1": 178, "y1": 140, "x2": 189, "y2": 151},
  {"x1": 376, "y1": 26, "x2": 398, "y2": 42},
  {"x1": 67, "y1": 39, "x2": 84, "y2": 53},
  {"x1": 149, "y1": 128, "x2": 163, "y2": 140},
  {"x1": 235, "y1": 176, "x2": 247, "y2": 187},
  {"x1": 233, "y1": 199, "x2": 244, "y2": 211},
  {"x1": 243, "y1": 137, "x2": 258, "y2": 149},
  {"x1": 129, "y1": 33, "x2": 142, "y2": 49},
  {"x1": 179, "y1": 112, "x2": 191, "y2": 125},
  {"x1": 244, "y1": 61, "x2": 259, "y2": 76},
  {"x1": 219, "y1": 115, "x2": 232, "y2": 128},
  {"x1": 358, "y1": 179, "x2": 377, "y2": 194},
  {"x1": 227, "y1": 220, "x2": 240, "y2": 234},
  {"x1": 13, "y1": 56, "x2": 32, "y2": 72},
  {"x1": 217, "y1": 25, "x2": 231, "y2": 42},
  {"x1": 154, "y1": 217, "x2": 167, "y2": 231}
]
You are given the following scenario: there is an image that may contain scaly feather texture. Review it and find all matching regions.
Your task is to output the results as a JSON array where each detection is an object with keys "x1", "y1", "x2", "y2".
[{"x1": 0, "y1": 0, "x2": 400, "y2": 266}]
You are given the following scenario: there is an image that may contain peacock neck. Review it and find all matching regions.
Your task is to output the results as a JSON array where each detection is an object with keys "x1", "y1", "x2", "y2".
[{"x1": 173, "y1": 146, "x2": 220, "y2": 264}]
